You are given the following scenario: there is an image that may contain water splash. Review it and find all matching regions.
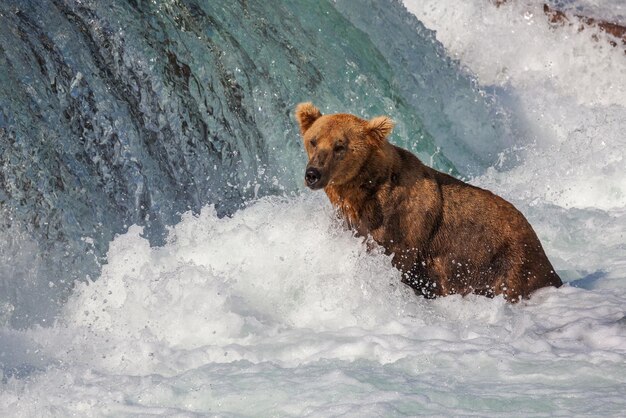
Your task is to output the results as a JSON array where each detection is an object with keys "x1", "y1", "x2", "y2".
[{"x1": 0, "y1": 0, "x2": 504, "y2": 327}]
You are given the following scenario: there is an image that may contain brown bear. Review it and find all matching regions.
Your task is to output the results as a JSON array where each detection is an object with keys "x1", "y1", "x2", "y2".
[{"x1": 295, "y1": 102, "x2": 562, "y2": 302}]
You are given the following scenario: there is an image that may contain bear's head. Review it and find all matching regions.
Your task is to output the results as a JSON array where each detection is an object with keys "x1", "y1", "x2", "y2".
[{"x1": 295, "y1": 102, "x2": 394, "y2": 190}]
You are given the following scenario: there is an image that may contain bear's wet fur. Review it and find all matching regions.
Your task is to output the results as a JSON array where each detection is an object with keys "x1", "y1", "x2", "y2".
[{"x1": 296, "y1": 102, "x2": 562, "y2": 302}]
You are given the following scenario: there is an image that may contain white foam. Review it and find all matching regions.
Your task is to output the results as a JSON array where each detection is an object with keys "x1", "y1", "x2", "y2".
[
  {"x1": 405, "y1": 0, "x2": 626, "y2": 210},
  {"x1": 2, "y1": 195, "x2": 626, "y2": 416},
  {"x1": 404, "y1": 0, "x2": 626, "y2": 106},
  {"x1": 44, "y1": 195, "x2": 426, "y2": 374}
]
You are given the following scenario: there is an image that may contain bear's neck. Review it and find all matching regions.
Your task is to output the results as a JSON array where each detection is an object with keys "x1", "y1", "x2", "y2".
[{"x1": 324, "y1": 143, "x2": 398, "y2": 227}]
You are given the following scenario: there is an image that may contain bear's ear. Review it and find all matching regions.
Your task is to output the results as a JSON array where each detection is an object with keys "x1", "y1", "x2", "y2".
[
  {"x1": 295, "y1": 102, "x2": 322, "y2": 135},
  {"x1": 367, "y1": 116, "x2": 394, "y2": 141}
]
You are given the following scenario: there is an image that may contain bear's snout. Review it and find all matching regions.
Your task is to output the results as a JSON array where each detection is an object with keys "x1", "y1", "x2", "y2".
[{"x1": 305, "y1": 167, "x2": 322, "y2": 189}]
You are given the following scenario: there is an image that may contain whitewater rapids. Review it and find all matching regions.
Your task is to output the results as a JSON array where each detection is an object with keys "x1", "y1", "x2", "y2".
[{"x1": 2, "y1": 0, "x2": 626, "y2": 416}]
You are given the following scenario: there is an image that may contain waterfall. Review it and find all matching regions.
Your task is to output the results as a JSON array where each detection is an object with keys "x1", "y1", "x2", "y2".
[{"x1": 0, "y1": 0, "x2": 506, "y2": 328}]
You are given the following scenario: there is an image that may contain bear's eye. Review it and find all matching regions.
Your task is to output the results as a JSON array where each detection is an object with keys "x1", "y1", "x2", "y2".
[
  {"x1": 334, "y1": 144, "x2": 346, "y2": 153},
  {"x1": 310, "y1": 139, "x2": 317, "y2": 148}
]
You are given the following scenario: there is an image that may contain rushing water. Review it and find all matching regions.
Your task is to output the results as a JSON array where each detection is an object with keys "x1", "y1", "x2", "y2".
[
  {"x1": 0, "y1": 0, "x2": 503, "y2": 329},
  {"x1": 1, "y1": 0, "x2": 626, "y2": 416}
]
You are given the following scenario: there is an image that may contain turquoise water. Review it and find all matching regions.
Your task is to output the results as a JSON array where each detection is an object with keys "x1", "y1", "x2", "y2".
[{"x1": 0, "y1": 0, "x2": 499, "y2": 328}]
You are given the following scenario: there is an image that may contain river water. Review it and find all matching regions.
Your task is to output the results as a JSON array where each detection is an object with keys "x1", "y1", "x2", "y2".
[{"x1": 1, "y1": 0, "x2": 625, "y2": 416}]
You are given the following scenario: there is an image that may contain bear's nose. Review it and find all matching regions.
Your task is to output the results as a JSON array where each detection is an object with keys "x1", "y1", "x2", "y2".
[{"x1": 305, "y1": 167, "x2": 321, "y2": 187}]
